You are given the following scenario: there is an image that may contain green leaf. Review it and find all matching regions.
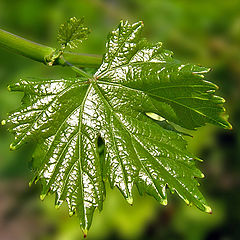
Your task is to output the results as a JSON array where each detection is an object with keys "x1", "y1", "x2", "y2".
[
  {"x1": 4, "y1": 20, "x2": 231, "y2": 233},
  {"x1": 57, "y1": 17, "x2": 90, "y2": 49}
]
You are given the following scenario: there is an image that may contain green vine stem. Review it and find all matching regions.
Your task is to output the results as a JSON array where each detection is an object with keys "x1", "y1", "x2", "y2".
[{"x1": 0, "y1": 28, "x2": 102, "y2": 68}]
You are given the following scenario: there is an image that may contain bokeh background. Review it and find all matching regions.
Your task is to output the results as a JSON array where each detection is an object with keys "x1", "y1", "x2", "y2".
[{"x1": 0, "y1": 0, "x2": 240, "y2": 239}]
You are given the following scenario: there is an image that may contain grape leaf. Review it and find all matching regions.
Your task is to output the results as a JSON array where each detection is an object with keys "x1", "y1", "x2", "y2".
[
  {"x1": 3, "y1": 20, "x2": 231, "y2": 234},
  {"x1": 57, "y1": 17, "x2": 90, "y2": 49}
]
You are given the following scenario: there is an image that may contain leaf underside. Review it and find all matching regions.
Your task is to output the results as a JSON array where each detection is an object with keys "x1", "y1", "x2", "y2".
[{"x1": 4, "y1": 20, "x2": 231, "y2": 233}]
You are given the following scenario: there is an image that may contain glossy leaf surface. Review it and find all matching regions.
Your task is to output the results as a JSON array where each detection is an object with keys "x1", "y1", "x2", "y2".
[{"x1": 4, "y1": 20, "x2": 231, "y2": 233}]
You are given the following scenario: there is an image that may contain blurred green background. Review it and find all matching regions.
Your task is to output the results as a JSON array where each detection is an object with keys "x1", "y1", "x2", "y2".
[{"x1": 0, "y1": 0, "x2": 240, "y2": 239}]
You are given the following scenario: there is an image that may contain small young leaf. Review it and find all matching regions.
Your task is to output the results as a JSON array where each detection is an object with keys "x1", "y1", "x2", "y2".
[
  {"x1": 57, "y1": 17, "x2": 90, "y2": 49},
  {"x1": 4, "y1": 20, "x2": 231, "y2": 233}
]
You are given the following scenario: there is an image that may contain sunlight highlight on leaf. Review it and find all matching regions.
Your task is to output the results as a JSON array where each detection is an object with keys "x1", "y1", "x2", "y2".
[{"x1": 3, "y1": 20, "x2": 231, "y2": 234}]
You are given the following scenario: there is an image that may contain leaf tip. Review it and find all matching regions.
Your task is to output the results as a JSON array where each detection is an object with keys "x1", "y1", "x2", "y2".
[
  {"x1": 200, "y1": 173, "x2": 205, "y2": 178},
  {"x1": 184, "y1": 199, "x2": 190, "y2": 205},
  {"x1": 1, "y1": 120, "x2": 6, "y2": 126},
  {"x1": 204, "y1": 205, "x2": 212, "y2": 214},
  {"x1": 9, "y1": 143, "x2": 16, "y2": 151},
  {"x1": 40, "y1": 194, "x2": 46, "y2": 201},
  {"x1": 55, "y1": 204, "x2": 60, "y2": 209},
  {"x1": 226, "y1": 122, "x2": 233, "y2": 130},
  {"x1": 195, "y1": 157, "x2": 203, "y2": 162},
  {"x1": 161, "y1": 199, "x2": 168, "y2": 206},
  {"x1": 7, "y1": 85, "x2": 12, "y2": 92},
  {"x1": 29, "y1": 176, "x2": 38, "y2": 187},
  {"x1": 82, "y1": 229, "x2": 88, "y2": 238},
  {"x1": 126, "y1": 196, "x2": 133, "y2": 205},
  {"x1": 69, "y1": 211, "x2": 75, "y2": 217}
]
